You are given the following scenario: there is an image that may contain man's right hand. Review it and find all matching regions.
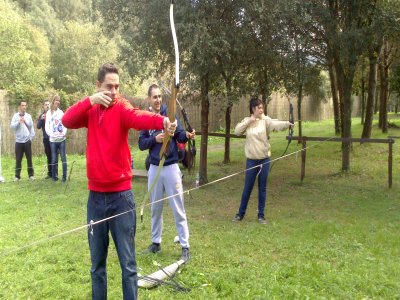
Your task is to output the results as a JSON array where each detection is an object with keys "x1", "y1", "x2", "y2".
[{"x1": 89, "y1": 91, "x2": 113, "y2": 108}]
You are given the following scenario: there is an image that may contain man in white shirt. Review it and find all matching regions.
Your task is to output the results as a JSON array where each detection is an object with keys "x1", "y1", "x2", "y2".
[{"x1": 10, "y1": 100, "x2": 35, "y2": 181}]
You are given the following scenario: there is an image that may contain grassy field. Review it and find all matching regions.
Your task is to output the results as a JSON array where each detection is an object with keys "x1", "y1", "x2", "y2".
[{"x1": 0, "y1": 117, "x2": 399, "y2": 299}]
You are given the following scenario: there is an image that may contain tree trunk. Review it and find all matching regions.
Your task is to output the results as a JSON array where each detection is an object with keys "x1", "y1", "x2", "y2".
[
  {"x1": 378, "y1": 63, "x2": 389, "y2": 132},
  {"x1": 224, "y1": 103, "x2": 232, "y2": 164},
  {"x1": 328, "y1": 59, "x2": 341, "y2": 134},
  {"x1": 261, "y1": 68, "x2": 270, "y2": 113},
  {"x1": 374, "y1": 87, "x2": 380, "y2": 114},
  {"x1": 333, "y1": 55, "x2": 354, "y2": 172},
  {"x1": 339, "y1": 75, "x2": 353, "y2": 172},
  {"x1": 378, "y1": 64, "x2": 383, "y2": 128},
  {"x1": 361, "y1": 49, "x2": 378, "y2": 139},
  {"x1": 199, "y1": 74, "x2": 210, "y2": 185},
  {"x1": 361, "y1": 64, "x2": 366, "y2": 125},
  {"x1": 297, "y1": 83, "x2": 303, "y2": 138},
  {"x1": 378, "y1": 41, "x2": 389, "y2": 133},
  {"x1": 223, "y1": 77, "x2": 234, "y2": 164}
]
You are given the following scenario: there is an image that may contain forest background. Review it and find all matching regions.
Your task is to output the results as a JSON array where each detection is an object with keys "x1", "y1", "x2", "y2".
[{"x1": 1, "y1": 0, "x2": 400, "y2": 183}]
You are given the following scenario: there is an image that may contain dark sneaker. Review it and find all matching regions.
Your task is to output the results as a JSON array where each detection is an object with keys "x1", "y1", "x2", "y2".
[
  {"x1": 145, "y1": 243, "x2": 161, "y2": 253},
  {"x1": 181, "y1": 247, "x2": 190, "y2": 262},
  {"x1": 232, "y1": 214, "x2": 243, "y2": 222},
  {"x1": 258, "y1": 216, "x2": 268, "y2": 224}
]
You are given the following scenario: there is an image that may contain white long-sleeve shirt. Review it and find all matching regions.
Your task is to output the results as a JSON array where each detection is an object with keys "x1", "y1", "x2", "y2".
[
  {"x1": 10, "y1": 112, "x2": 35, "y2": 143},
  {"x1": 45, "y1": 108, "x2": 67, "y2": 142},
  {"x1": 235, "y1": 114, "x2": 290, "y2": 159}
]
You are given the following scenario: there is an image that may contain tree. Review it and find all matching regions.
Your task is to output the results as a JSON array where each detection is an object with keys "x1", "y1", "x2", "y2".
[
  {"x1": 241, "y1": 0, "x2": 285, "y2": 109},
  {"x1": 0, "y1": 0, "x2": 50, "y2": 102},
  {"x1": 361, "y1": 0, "x2": 400, "y2": 137},
  {"x1": 12, "y1": 0, "x2": 61, "y2": 42},
  {"x1": 49, "y1": 21, "x2": 119, "y2": 94},
  {"x1": 207, "y1": 0, "x2": 248, "y2": 164},
  {"x1": 306, "y1": 0, "x2": 378, "y2": 171},
  {"x1": 279, "y1": 0, "x2": 326, "y2": 138},
  {"x1": 352, "y1": 56, "x2": 368, "y2": 124},
  {"x1": 390, "y1": 59, "x2": 400, "y2": 113},
  {"x1": 48, "y1": 0, "x2": 94, "y2": 23}
]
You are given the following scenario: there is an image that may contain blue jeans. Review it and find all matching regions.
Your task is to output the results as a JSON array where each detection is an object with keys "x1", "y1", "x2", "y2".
[
  {"x1": 238, "y1": 158, "x2": 270, "y2": 218},
  {"x1": 87, "y1": 190, "x2": 137, "y2": 300},
  {"x1": 50, "y1": 140, "x2": 67, "y2": 181}
]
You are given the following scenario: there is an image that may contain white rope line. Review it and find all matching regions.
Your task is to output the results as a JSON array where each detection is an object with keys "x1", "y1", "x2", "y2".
[{"x1": 1, "y1": 138, "x2": 333, "y2": 257}]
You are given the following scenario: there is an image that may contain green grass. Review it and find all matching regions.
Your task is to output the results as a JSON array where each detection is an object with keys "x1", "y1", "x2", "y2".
[{"x1": 0, "y1": 117, "x2": 400, "y2": 299}]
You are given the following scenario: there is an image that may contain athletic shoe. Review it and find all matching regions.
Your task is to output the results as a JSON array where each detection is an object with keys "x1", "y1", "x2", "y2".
[
  {"x1": 258, "y1": 216, "x2": 268, "y2": 224},
  {"x1": 181, "y1": 247, "x2": 190, "y2": 262},
  {"x1": 232, "y1": 214, "x2": 243, "y2": 222},
  {"x1": 13, "y1": 177, "x2": 20, "y2": 182},
  {"x1": 145, "y1": 243, "x2": 161, "y2": 253},
  {"x1": 29, "y1": 176, "x2": 35, "y2": 181}
]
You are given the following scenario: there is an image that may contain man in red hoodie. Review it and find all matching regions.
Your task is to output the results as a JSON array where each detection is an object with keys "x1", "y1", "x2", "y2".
[{"x1": 62, "y1": 63, "x2": 176, "y2": 300}]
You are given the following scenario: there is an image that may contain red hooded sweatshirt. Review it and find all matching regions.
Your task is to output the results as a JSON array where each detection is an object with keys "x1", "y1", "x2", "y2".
[{"x1": 62, "y1": 97, "x2": 164, "y2": 192}]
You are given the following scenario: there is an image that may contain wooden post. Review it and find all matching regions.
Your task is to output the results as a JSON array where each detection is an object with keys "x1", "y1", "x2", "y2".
[
  {"x1": 301, "y1": 138, "x2": 306, "y2": 183},
  {"x1": 388, "y1": 139, "x2": 393, "y2": 188}
]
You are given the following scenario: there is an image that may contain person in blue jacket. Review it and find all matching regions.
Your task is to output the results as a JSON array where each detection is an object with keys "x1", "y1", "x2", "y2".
[{"x1": 139, "y1": 84, "x2": 195, "y2": 262}]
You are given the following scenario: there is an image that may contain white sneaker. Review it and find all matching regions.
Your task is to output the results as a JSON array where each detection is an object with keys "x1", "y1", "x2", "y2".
[
  {"x1": 29, "y1": 176, "x2": 35, "y2": 181},
  {"x1": 13, "y1": 177, "x2": 20, "y2": 182}
]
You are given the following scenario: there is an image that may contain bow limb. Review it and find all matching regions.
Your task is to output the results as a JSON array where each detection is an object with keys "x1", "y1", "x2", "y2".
[
  {"x1": 140, "y1": 1, "x2": 179, "y2": 221},
  {"x1": 159, "y1": 0, "x2": 180, "y2": 158}
]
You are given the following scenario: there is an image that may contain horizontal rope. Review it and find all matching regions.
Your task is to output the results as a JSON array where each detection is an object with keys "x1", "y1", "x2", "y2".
[{"x1": 0, "y1": 137, "x2": 334, "y2": 258}]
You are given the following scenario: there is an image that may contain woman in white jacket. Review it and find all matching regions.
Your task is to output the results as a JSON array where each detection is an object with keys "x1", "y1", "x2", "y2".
[
  {"x1": 232, "y1": 98, "x2": 294, "y2": 224},
  {"x1": 45, "y1": 95, "x2": 67, "y2": 182}
]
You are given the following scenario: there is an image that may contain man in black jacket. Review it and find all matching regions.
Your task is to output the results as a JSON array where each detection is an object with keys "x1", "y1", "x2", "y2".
[{"x1": 37, "y1": 99, "x2": 51, "y2": 179}]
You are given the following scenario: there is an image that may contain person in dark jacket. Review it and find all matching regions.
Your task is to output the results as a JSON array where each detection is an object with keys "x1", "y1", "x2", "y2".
[
  {"x1": 139, "y1": 84, "x2": 195, "y2": 262},
  {"x1": 37, "y1": 99, "x2": 51, "y2": 179}
]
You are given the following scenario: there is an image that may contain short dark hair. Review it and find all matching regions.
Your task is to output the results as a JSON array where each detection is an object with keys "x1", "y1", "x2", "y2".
[
  {"x1": 19, "y1": 100, "x2": 27, "y2": 106},
  {"x1": 97, "y1": 63, "x2": 119, "y2": 83},
  {"x1": 147, "y1": 84, "x2": 160, "y2": 97},
  {"x1": 249, "y1": 97, "x2": 263, "y2": 115}
]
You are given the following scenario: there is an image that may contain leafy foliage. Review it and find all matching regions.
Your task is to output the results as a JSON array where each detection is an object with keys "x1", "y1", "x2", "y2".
[
  {"x1": 49, "y1": 21, "x2": 118, "y2": 94},
  {"x1": 0, "y1": 0, "x2": 50, "y2": 102}
]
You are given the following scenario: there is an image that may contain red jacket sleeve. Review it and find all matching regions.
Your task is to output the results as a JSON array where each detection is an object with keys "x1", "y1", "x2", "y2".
[
  {"x1": 121, "y1": 100, "x2": 164, "y2": 131},
  {"x1": 62, "y1": 97, "x2": 92, "y2": 129}
]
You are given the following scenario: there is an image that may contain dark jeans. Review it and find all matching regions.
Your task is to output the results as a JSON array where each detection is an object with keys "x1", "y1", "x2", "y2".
[
  {"x1": 87, "y1": 190, "x2": 137, "y2": 300},
  {"x1": 15, "y1": 141, "x2": 34, "y2": 179},
  {"x1": 43, "y1": 138, "x2": 52, "y2": 177},
  {"x1": 238, "y1": 158, "x2": 270, "y2": 218},
  {"x1": 50, "y1": 140, "x2": 67, "y2": 181}
]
